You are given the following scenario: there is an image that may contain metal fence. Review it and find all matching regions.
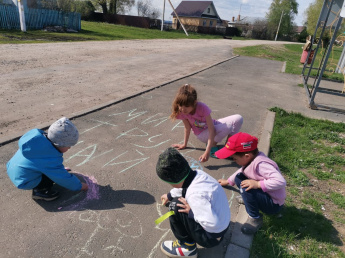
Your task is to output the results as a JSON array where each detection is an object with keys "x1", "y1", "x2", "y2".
[{"x1": 0, "y1": 4, "x2": 81, "y2": 30}]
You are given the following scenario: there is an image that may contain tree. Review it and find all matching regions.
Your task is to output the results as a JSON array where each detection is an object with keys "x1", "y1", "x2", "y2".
[
  {"x1": 137, "y1": 0, "x2": 160, "y2": 19},
  {"x1": 305, "y1": 0, "x2": 323, "y2": 36},
  {"x1": 305, "y1": 0, "x2": 345, "y2": 44},
  {"x1": 297, "y1": 27, "x2": 309, "y2": 42},
  {"x1": 74, "y1": 0, "x2": 95, "y2": 20},
  {"x1": 93, "y1": 0, "x2": 135, "y2": 14},
  {"x1": 266, "y1": 0, "x2": 298, "y2": 40},
  {"x1": 251, "y1": 18, "x2": 269, "y2": 40}
]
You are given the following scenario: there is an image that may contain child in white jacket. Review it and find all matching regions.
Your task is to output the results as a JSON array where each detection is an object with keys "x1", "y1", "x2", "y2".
[{"x1": 157, "y1": 147, "x2": 230, "y2": 257}]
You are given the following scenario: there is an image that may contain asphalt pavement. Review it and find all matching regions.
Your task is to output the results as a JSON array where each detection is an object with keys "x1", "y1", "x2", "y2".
[{"x1": 1, "y1": 55, "x2": 344, "y2": 258}]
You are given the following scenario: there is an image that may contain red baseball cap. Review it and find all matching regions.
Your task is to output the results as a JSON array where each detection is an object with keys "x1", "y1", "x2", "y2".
[{"x1": 215, "y1": 132, "x2": 258, "y2": 159}]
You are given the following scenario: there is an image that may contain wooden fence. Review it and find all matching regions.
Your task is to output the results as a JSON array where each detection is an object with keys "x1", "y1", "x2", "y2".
[{"x1": 0, "y1": 5, "x2": 81, "y2": 30}]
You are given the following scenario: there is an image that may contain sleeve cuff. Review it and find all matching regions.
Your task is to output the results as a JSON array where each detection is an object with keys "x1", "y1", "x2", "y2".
[
  {"x1": 188, "y1": 209, "x2": 194, "y2": 219},
  {"x1": 228, "y1": 178, "x2": 235, "y2": 186},
  {"x1": 260, "y1": 181, "x2": 267, "y2": 192},
  {"x1": 167, "y1": 192, "x2": 173, "y2": 201}
]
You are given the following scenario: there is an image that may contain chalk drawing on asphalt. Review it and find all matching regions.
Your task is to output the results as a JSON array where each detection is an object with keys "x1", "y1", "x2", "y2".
[
  {"x1": 80, "y1": 119, "x2": 118, "y2": 135},
  {"x1": 59, "y1": 107, "x2": 233, "y2": 257},
  {"x1": 141, "y1": 114, "x2": 169, "y2": 127},
  {"x1": 58, "y1": 173, "x2": 100, "y2": 211},
  {"x1": 109, "y1": 109, "x2": 148, "y2": 122},
  {"x1": 141, "y1": 95, "x2": 153, "y2": 99},
  {"x1": 72, "y1": 209, "x2": 143, "y2": 257}
]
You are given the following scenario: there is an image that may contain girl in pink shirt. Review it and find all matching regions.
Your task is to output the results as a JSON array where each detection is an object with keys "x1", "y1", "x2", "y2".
[{"x1": 170, "y1": 84, "x2": 243, "y2": 162}]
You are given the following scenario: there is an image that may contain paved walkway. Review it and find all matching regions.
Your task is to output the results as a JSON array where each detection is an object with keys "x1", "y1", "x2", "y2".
[{"x1": 1, "y1": 54, "x2": 344, "y2": 258}]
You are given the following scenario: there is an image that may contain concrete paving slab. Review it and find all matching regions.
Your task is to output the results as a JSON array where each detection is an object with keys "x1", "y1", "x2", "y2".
[
  {"x1": 230, "y1": 204, "x2": 254, "y2": 250},
  {"x1": 225, "y1": 244, "x2": 250, "y2": 258}
]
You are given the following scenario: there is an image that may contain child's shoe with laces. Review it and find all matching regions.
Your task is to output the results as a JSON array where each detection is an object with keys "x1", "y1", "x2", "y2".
[
  {"x1": 161, "y1": 239, "x2": 197, "y2": 257},
  {"x1": 32, "y1": 188, "x2": 59, "y2": 201},
  {"x1": 241, "y1": 216, "x2": 263, "y2": 235}
]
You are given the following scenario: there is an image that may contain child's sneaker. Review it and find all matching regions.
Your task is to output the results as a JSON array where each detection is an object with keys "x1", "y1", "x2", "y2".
[
  {"x1": 32, "y1": 188, "x2": 59, "y2": 201},
  {"x1": 161, "y1": 240, "x2": 197, "y2": 257},
  {"x1": 210, "y1": 146, "x2": 220, "y2": 159},
  {"x1": 236, "y1": 195, "x2": 244, "y2": 204},
  {"x1": 241, "y1": 216, "x2": 263, "y2": 235}
]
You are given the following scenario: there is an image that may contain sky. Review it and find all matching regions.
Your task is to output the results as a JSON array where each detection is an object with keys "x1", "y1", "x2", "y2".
[{"x1": 130, "y1": 0, "x2": 315, "y2": 26}]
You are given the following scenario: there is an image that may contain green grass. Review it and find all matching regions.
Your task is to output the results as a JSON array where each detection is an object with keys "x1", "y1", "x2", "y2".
[
  {"x1": 0, "y1": 20, "x2": 226, "y2": 44},
  {"x1": 233, "y1": 44, "x2": 345, "y2": 82},
  {"x1": 250, "y1": 107, "x2": 345, "y2": 257}
]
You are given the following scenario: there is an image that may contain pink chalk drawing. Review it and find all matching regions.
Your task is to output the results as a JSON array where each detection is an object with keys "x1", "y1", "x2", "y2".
[{"x1": 59, "y1": 172, "x2": 100, "y2": 211}]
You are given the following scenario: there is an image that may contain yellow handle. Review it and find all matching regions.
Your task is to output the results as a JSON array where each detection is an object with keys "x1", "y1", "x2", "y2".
[{"x1": 155, "y1": 211, "x2": 175, "y2": 225}]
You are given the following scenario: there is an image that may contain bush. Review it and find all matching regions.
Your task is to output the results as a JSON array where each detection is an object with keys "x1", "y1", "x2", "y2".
[
  {"x1": 298, "y1": 28, "x2": 309, "y2": 42},
  {"x1": 226, "y1": 27, "x2": 241, "y2": 37}
]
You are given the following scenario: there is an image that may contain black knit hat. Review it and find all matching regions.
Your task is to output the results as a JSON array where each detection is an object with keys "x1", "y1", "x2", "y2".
[{"x1": 156, "y1": 147, "x2": 192, "y2": 184}]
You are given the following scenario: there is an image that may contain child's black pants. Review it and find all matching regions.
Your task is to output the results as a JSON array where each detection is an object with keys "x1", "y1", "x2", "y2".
[
  {"x1": 33, "y1": 174, "x2": 54, "y2": 190},
  {"x1": 168, "y1": 197, "x2": 227, "y2": 248}
]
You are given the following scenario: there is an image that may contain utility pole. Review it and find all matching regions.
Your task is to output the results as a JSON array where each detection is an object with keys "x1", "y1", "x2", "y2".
[
  {"x1": 161, "y1": 0, "x2": 165, "y2": 31},
  {"x1": 18, "y1": 0, "x2": 26, "y2": 32},
  {"x1": 167, "y1": 0, "x2": 188, "y2": 36},
  {"x1": 275, "y1": 10, "x2": 283, "y2": 41}
]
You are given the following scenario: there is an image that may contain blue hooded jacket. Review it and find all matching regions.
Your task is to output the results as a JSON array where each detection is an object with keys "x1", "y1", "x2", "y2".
[{"x1": 6, "y1": 129, "x2": 82, "y2": 191}]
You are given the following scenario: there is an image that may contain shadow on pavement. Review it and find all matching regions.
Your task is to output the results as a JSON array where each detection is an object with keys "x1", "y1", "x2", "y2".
[
  {"x1": 223, "y1": 185, "x2": 240, "y2": 194},
  {"x1": 204, "y1": 162, "x2": 239, "y2": 171},
  {"x1": 34, "y1": 182, "x2": 155, "y2": 212}
]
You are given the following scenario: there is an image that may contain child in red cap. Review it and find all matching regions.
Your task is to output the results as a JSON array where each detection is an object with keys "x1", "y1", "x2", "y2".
[{"x1": 216, "y1": 132, "x2": 286, "y2": 235}]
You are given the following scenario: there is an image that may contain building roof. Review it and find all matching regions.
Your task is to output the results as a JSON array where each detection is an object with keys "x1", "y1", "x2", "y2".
[
  {"x1": 294, "y1": 26, "x2": 306, "y2": 33},
  {"x1": 171, "y1": 1, "x2": 221, "y2": 20}
]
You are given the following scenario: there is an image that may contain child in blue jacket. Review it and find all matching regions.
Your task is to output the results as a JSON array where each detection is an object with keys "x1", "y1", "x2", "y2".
[{"x1": 7, "y1": 117, "x2": 88, "y2": 201}]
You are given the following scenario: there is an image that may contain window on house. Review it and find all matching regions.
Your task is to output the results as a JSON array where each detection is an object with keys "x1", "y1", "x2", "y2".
[
  {"x1": 203, "y1": 20, "x2": 207, "y2": 26},
  {"x1": 210, "y1": 21, "x2": 213, "y2": 27},
  {"x1": 207, "y1": 8, "x2": 210, "y2": 13}
]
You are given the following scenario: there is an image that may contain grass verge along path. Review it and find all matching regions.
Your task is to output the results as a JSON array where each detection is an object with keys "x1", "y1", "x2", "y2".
[
  {"x1": 251, "y1": 107, "x2": 345, "y2": 257},
  {"x1": 233, "y1": 44, "x2": 344, "y2": 82},
  {"x1": 0, "y1": 20, "x2": 223, "y2": 44}
]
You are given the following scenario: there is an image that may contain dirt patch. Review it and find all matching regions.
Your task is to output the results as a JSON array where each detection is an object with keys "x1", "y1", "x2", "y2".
[{"x1": 0, "y1": 39, "x2": 293, "y2": 143}]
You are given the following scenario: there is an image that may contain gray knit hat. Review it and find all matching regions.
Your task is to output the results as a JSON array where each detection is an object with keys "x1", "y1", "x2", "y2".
[
  {"x1": 156, "y1": 147, "x2": 192, "y2": 184},
  {"x1": 48, "y1": 117, "x2": 79, "y2": 147}
]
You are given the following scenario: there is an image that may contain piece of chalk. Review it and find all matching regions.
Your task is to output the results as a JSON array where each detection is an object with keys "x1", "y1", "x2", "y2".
[{"x1": 161, "y1": 200, "x2": 165, "y2": 206}]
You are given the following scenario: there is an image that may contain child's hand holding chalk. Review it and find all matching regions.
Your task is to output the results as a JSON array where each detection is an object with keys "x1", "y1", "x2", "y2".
[
  {"x1": 199, "y1": 152, "x2": 210, "y2": 163},
  {"x1": 161, "y1": 194, "x2": 168, "y2": 206}
]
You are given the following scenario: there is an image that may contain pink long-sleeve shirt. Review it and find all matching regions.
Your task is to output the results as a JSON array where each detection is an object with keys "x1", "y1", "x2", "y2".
[{"x1": 228, "y1": 152, "x2": 286, "y2": 206}]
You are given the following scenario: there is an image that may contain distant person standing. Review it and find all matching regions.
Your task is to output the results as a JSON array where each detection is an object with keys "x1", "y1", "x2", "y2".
[
  {"x1": 7, "y1": 117, "x2": 88, "y2": 201},
  {"x1": 170, "y1": 84, "x2": 243, "y2": 162}
]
